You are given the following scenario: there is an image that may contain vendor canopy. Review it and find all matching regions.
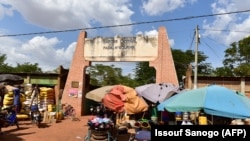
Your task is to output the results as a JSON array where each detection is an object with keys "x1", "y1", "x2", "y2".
[
  {"x1": 157, "y1": 85, "x2": 250, "y2": 119},
  {"x1": 102, "y1": 85, "x2": 148, "y2": 114}
]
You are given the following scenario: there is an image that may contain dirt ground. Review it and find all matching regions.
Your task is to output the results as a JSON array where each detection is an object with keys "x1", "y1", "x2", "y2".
[
  {"x1": 1, "y1": 116, "x2": 90, "y2": 141},
  {"x1": 1, "y1": 115, "x2": 133, "y2": 141}
]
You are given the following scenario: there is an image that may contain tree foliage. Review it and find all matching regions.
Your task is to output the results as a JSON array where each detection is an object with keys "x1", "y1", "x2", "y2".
[
  {"x1": 0, "y1": 53, "x2": 43, "y2": 73},
  {"x1": 213, "y1": 67, "x2": 234, "y2": 77},
  {"x1": 0, "y1": 53, "x2": 14, "y2": 73},
  {"x1": 213, "y1": 36, "x2": 250, "y2": 76},
  {"x1": 133, "y1": 49, "x2": 213, "y2": 85},
  {"x1": 86, "y1": 64, "x2": 136, "y2": 87},
  {"x1": 133, "y1": 62, "x2": 156, "y2": 86},
  {"x1": 13, "y1": 62, "x2": 42, "y2": 73},
  {"x1": 172, "y1": 49, "x2": 213, "y2": 80}
]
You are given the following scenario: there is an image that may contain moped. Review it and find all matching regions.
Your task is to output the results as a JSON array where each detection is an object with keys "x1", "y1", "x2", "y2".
[
  {"x1": 30, "y1": 104, "x2": 42, "y2": 128},
  {"x1": 0, "y1": 105, "x2": 19, "y2": 129}
]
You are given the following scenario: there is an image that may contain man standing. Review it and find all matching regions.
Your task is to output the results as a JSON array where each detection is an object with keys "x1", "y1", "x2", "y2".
[
  {"x1": 13, "y1": 88, "x2": 21, "y2": 113},
  {"x1": 30, "y1": 84, "x2": 40, "y2": 123}
]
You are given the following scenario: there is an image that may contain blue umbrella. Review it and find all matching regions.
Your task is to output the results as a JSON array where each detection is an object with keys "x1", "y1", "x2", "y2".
[{"x1": 157, "y1": 85, "x2": 250, "y2": 119}]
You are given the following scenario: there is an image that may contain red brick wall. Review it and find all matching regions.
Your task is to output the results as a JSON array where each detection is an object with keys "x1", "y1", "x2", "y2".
[
  {"x1": 61, "y1": 31, "x2": 90, "y2": 116},
  {"x1": 150, "y1": 26, "x2": 179, "y2": 86}
]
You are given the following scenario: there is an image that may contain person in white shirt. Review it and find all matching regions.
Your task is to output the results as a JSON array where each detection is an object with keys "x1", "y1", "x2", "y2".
[
  {"x1": 181, "y1": 120, "x2": 193, "y2": 125},
  {"x1": 181, "y1": 112, "x2": 193, "y2": 125}
]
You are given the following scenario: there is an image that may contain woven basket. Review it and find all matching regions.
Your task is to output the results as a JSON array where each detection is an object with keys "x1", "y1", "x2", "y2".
[{"x1": 91, "y1": 130, "x2": 108, "y2": 140}]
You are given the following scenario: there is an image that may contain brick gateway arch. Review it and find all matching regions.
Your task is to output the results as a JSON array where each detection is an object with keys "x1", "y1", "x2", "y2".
[{"x1": 61, "y1": 26, "x2": 178, "y2": 116}]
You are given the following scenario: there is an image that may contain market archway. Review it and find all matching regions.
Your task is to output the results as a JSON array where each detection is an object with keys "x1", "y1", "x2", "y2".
[{"x1": 62, "y1": 26, "x2": 178, "y2": 116}]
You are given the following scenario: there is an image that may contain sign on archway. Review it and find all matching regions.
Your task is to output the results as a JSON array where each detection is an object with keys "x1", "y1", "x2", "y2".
[
  {"x1": 84, "y1": 35, "x2": 158, "y2": 61},
  {"x1": 62, "y1": 26, "x2": 178, "y2": 116}
]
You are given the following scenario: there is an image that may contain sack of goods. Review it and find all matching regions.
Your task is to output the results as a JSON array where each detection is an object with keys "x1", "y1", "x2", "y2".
[
  {"x1": 39, "y1": 87, "x2": 55, "y2": 110},
  {"x1": 3, "y1": 86, "x2": 26, "y2": 108}
]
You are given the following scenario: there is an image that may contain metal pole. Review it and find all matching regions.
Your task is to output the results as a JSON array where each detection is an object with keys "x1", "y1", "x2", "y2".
[{"x1": 193, "y1": 25, "x2": 199, "y2": 89}]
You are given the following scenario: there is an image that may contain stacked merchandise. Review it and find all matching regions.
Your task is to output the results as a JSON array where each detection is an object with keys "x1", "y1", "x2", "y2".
[
  {"x1": 22, "y1": 84, "x2": 34, "y2": 113},
  {"x1": 39, "y1": 87, "x2": 55, "y2": 111},
  {"x1": 87, "y1": 116, "x2": 114, "y2": 141},
  {"x1": 2, "y1": 85, "x2": 56, "y2": 120},
  {"x1": 22, "y1": 84, "x2": 36, "y2": 118},
  {"x1": 3, "y1": 85, "x2": 29, "y2": 119},
  {"x1": 23, "y1": 86, "x2": 55, "y2": 111},
  {"x1": 2, "y1": 86, "x2": 15, "y2": 108}
]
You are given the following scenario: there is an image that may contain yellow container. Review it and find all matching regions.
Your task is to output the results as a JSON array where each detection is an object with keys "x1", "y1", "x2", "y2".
[
  {"x1": 56, "y1": 111, "x2": 63, "y2": 120},
  {"x1": 198, "y1": 116, "x2": 208, "y2": 125},
  {"x1": 48, "y1": 104, "x2": 53, "y2": 112}
]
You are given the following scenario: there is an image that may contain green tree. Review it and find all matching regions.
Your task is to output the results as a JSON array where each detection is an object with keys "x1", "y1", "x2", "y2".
[
  {"x1": 213, "y1": 67, "x2": 233, "y2": 77},
  {"x1": 0, "y1": 53, "x2": 7, "y2": 66},
  {"x1": 133, "y1": 62, "x2": 156, "y2": 86},
  {"x1": 133, "y1": 49, "x2": 213, "y2": 85},
  {"x1": 182, "y1": 50, "x2": 213, "y2": 76},
  {"x1": 86, "y1": 64, "x2": 135, "y2": 87},
  {"x1": 214, "y1": 36, "x2": 250, "y2": 76},
  {"x1": 0, "y1": 53, "x2": 14, "y2": 72},
  {"x1": 0, "y1": 53, "x2": 43, "y2": 73},
  {"x1": 13, "y1": 62, "x2": 42, "y2": 73}
]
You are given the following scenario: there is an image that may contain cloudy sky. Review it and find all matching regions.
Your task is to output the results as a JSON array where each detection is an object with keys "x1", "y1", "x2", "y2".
[{"x1": 0, "y1": 0, "x2": 250, "y2": 75}]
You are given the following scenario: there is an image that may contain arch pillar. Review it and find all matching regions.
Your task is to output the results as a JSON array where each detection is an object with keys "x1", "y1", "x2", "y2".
[
  {"x1": 149, "y1": 26, "x2": 179, "y2": 86},
  {"x1": 61, "y1": 31, "x2": 90, "y2": 116}
]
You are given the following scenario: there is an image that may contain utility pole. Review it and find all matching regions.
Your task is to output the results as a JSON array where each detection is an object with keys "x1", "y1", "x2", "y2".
[{"x1": 193, "y1": 25, "x2": 200, "y2": 89}]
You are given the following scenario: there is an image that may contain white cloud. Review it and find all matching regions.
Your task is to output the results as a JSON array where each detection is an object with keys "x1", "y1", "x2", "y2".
[
  {"x1": 0, "y1": 0, "x2": 136, "y2": 73},
  {"x1": 0, "y1": 3, "x2": 14, "y2": 20},
  {"x1": 233, "y1": 0, "x2": 250, "y2": 10},
  {"x1": 56, "y1": 42, "x2": 76, "y2": 61},
  {"x1": 0, "y1": 35, "x2": 74, "y2": 72},
  {"x1": 144, "y1": 29, "x2": 158, "y2": 36},
  {"x1": 137, "y1": 29, "x2": 175, "y2": 47},
  {"x1": 141, "y1": 0, "x2": 193, "y2": 16},
  {"x1": 21, "y1": 36, "x2": 75, "y2": 71},
  {"x1": 202, "y1": 0, "x2": 250, "y2": 45},
  {"x1": 2, "y1": 0, "x2": 249, "y2": 75},
  {"x1": 168, "y1": 39, "x2": 175, "y2": 47},
  {"x1": 0, "y1": 38, "x2": 25, "y2": 66},
  {"x1": 0, "y1": 0, "x2": 134, "y2": 35},
  {"x1": 0, "y1": 4, "x2": 5, "y2": 19}
]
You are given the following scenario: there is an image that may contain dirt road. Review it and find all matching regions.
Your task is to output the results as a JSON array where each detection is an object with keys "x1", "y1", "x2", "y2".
[
  {"x1": 1, "y1": 116, "x2": 93, "y2": 141},
  {"x1": 1, "y1": 115, "x2": 132, "y2": 141}
]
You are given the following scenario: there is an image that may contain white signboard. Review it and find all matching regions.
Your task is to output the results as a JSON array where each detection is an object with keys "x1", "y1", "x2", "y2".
[{"x1": 84, "y1": 35, "x2": 158, "y2": 61}]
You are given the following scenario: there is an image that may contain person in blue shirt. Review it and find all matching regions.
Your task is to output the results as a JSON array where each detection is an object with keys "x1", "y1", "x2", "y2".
[{"x1": 13, "y1": 88, "x2": 21, "y2": 113}]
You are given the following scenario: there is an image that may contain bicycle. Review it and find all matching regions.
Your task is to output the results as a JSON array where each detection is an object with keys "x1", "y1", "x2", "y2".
[{"x1": 63, "y1": 104, "x2": 78, "y2": 121}]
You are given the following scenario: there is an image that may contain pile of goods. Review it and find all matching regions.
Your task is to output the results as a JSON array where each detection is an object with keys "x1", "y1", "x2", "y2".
[
  {"x1": 23, "y1": 85, "x2": 57, "y2": 122},
  {"x1": 2, "y1": 84, "x2": 56, "y2": 120},
  {"x1": 3, "y1": 85, "x2": 29, "y2": 119},
  {"x1": 3, "y1": 86, "x2": 24, "y2": 108},
  {"x1": 87, "y1": 116, "x2": 114, "y2": 141},
  {"x1": 39, "y1": 87, "x2": 55, "y2": 110},
  {"x1": 231, "y1": 119, "x2": 250, "y2": 125},
  {"x1": 87, "y1": 116, "x2": 114, "y2": 131},
  {"x1": 23, "y1": 86, "x2": 55, "y2": 111}
]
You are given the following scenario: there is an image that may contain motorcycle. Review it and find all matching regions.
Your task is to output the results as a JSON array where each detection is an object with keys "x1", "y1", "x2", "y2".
[
  {"x1": 0, "y1": 105, "x2": 19, "y2": 129},
  {"x1": 30, "y1": 104, "x2": 42, "y2": 128}
]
